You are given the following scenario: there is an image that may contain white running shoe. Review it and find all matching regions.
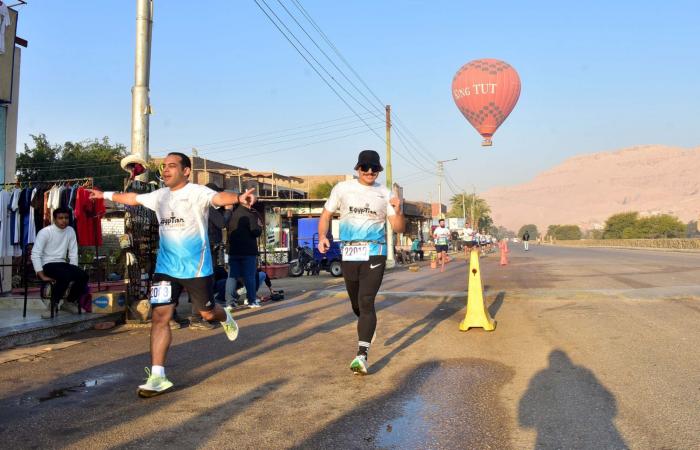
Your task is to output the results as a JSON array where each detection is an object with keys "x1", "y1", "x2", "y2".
[
  {"x1": 222, "y1": 306, "x2": 239, "y2": 341},
  {"x1": 350, "y1": 355, "x2": 368, "y2": 375}
]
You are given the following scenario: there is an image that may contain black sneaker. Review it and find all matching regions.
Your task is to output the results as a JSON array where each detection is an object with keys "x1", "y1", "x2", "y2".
[{"x1": 189, "y1": 315, "x2": 218, "y2": 330}]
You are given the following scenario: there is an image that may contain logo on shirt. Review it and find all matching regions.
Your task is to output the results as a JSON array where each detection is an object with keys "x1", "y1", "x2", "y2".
[
  {"x1": 348, "y1": 203, "x2": 378, "y2": 216},
  {"x1": 160, "y1": 213, "x2": 186, "y2": 228}
]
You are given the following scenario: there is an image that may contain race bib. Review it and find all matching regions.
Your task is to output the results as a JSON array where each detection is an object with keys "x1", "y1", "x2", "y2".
[
  {"x1": 150, "y1": 281, "x2": 172, "y2": 305},
  {"x1": 342, "y1": 244, "x2": 370, "y2": 261}
]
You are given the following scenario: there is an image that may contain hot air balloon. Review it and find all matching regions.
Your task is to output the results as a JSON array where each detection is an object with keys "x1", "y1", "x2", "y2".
[{"x1": 452, "y1": 58, "x2": 521, "y2": 146}]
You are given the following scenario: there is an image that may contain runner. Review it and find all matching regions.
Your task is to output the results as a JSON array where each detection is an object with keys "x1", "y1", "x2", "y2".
[
  {"x1": 317, "y1": 150, "x2": 405, "y2": 375},
  {"x1": 433, "y1": 218, "x2": 450, "y2": 272},
  {"x1": 89, "y1": 152, "x2": 256, "y2": 397}
]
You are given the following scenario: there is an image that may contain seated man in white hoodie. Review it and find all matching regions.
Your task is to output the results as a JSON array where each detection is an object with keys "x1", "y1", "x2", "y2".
[{"x1": 31, "y1": 206, "x2": 88, "y2": 317}]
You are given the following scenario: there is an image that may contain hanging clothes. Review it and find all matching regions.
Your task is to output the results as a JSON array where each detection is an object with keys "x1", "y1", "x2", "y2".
[
  {"x1": 31, "y1": 186, "x2": 45, "y2": 234},
  {"x1": 19, "y1": 187, "x2": 33, "y2": 246},
  {"x1": 0, "y1": 190, "x2": 12, "y2": 257},
  {"x1": 74, "y1": 187, "x2": 105, "y2": 246},
  {"x1": 9, "y1": 187, "x2": 20, "y2": 245},
  {"x1": 43, "y1": 189, "x2": 51, "y2": 226},
  {"x1": 26, "y1": 187, "x2": 37, "y2": 244}
]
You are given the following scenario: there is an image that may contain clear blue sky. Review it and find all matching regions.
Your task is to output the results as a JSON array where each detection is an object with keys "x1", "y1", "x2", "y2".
[{"x1": 15, "y1": 0, "x2": 700, "y2": 202}]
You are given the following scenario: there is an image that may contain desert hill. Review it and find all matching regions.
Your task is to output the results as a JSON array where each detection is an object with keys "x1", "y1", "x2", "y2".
[{"x1": 481, "y1": 145, "x2": 700, "y2": 233}]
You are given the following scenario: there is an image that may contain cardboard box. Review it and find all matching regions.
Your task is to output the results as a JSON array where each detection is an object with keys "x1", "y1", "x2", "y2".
[{"x1": 92, "y1": 291, "x2": 126, "y2": 314}]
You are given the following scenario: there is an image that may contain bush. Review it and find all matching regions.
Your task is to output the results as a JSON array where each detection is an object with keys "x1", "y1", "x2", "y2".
[
  {"x1": 548, "y1": 224, "x2": 582, "y2": 240},
  {"x1": 603, "y1": 212, "x2": 685, "y2": 239}
]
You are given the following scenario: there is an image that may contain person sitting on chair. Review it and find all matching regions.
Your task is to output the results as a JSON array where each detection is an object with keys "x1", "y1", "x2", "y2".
[
  {"x1": 31, "y1": 207, "x2": 89, "y2": 318},
  {"x1": 411, "y1": 236, "x2": 424, "y2": 261}
]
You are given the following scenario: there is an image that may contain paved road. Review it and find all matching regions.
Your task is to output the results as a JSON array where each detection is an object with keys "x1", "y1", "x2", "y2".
[{"x1": 0, "y1": 244, "x2": 698, "y2": 449}]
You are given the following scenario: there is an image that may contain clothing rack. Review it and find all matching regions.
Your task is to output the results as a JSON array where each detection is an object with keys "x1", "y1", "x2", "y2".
[{"x1": 1, "y1": 177, "x2": 107, "y2": 317}]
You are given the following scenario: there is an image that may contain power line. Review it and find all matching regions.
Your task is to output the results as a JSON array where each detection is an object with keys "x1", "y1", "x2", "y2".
[
  {"x1": 163, "y1": 111, "x2": 378, "y2": 153},
  {"x1": 254, "y1": 0, "x2": 437, "y2": 175}
]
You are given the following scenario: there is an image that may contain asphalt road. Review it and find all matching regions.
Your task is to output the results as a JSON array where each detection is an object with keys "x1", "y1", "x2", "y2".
[{"x1": 0, "y1": 244, "x2": 698, "y2": 449}]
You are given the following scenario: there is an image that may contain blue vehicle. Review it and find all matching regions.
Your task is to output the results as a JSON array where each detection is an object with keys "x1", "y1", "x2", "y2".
[{"x1": 289, "y1": 219, "x2": 343, "y2": 277}]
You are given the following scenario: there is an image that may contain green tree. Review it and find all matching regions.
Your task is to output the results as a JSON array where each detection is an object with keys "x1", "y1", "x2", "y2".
[
  {"x1": 17, "y1": 134, "x2": 128, "y2": 190},
  {"x1": 602, "y1": 212, "x2": 638, "y2": 239},
  {"x1": 636, "y1": 215, "x2": 685, "y2": 238},
  {"x1": 518, "y1": 224, "x2": 539, "y2": 239},
  {"x1": 448, "y1": 192, "x2": 491, "y2": 227},
  {"x1": 310, "y1": 181, "x2": 338, "y2": 199},
  {"x1": 548, "y1": 224, "x2": 582, "y2": 240}
]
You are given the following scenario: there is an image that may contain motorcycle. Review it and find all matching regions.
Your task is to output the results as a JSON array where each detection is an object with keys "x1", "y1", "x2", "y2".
[{"x1": 288, "y1": 245, "x2": 319, "y2": 277}]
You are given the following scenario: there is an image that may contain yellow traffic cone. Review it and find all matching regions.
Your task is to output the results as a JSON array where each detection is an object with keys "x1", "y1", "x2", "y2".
[{"x1": 459, "y1": 248, "x2": 496, "y2": 331}]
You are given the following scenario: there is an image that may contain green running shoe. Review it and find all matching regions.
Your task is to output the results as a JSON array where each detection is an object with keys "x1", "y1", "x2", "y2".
[
  {"x1": 137, "y1": 368, "x2": 174, "y2": 398},
  {"x1": 222, "y1": 306, "x2": 239, "y2": 341},
  {"x1": 350, "y1": 355, "x2": 368, "y2": 375}
]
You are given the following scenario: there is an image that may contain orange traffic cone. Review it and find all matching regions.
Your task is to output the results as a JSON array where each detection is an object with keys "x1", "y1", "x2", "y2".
[{"x1": 499, "y1": 239, "x2": 509, "y2": 266}]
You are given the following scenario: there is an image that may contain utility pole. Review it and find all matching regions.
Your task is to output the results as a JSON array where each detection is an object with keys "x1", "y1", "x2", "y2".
[
  {"x1": 131, "y1": 0, "x2": 153, "y2": 182},
  {"x1": 471, "y1": 184, "x2": 477, "y2": 230},
  {"x1": 436, "y1": 158, "x2": 457, "y2": 220},
  {"x1": 385, "y1": 105, "x2": 395, "y2": 268}
]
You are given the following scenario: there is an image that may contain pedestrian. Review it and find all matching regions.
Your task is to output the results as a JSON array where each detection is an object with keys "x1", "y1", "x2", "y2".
[
  {"x1": 523, "y1": 230, "x2": 530, "y2": 251},
  {"x1": 433, "y1": 218, "x2": 450, "y2": 272},
  {"x1": 189, "y1": 182, "x2": 232, "y2": 330},
  {"x1": 31, "y1": 207, "x2": 89, "y2": 318},
  {"x1": 226, "y1": 200, "x2": 263, "y2": 308},
  {"x1": 88, "y1": 152, "x2": 256, "y2": 397},
  {"x1": 318, "y1": 149, "x2": 405, "y2": 375}
]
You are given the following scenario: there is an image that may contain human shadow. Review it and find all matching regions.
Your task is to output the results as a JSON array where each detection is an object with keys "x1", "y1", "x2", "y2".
[
  {"x1": 371, "y1": 295, "x2": 463, "y2": 374},
  {"x1": 488, "y1": 291, "x2": 505, "y2": 318},
  {"x1": 518, "y1": 349, "x2": 628, "y2": 449}
]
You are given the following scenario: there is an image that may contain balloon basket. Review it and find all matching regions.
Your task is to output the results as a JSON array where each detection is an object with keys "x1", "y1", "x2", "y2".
[{"x1": 481, "y1": 138, "x2": 493, "y2": 147}]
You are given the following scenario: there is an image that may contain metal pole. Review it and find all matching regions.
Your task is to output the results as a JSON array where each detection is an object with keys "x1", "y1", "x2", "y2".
[
  {"x1": 131, "y1": 0, "x2": 153, "y2": 182},
  {"x1": 385, "y1": 105, "x2": 395, "y2": 268},
  {"x1": 437, "y1": 161, "x2": 443, "y2": 220}
]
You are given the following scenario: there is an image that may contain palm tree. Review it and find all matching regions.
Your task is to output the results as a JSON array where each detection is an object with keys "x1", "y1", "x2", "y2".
[{"x1": 448, "y1": 192, "x2": 491, "y2": 228}]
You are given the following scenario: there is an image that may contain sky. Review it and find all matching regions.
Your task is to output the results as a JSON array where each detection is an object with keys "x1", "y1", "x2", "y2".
[{"x1": 13, "y1": 0, "x2": 700, "y2": 203}]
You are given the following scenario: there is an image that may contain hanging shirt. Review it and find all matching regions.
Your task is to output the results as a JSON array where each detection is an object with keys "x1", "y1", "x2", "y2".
[
  {"x1": 19, "y1": 187, "x2": 33, "y2": 246},
  {"x1": 0, "y1": 190, "x2": 11, "y2": 257},
  {"x1": 323, "y1": 179, "x2": 395, "y2": 257},
  {"x1": 9, "y1": 187, "x2": 20, "y2": 245},
  {"x1": 42, "y1": 190, "x2": 51, "y2": 226},
  {"x1": 31, "y1": 186, "x2": 45, "y2": 234},
  {"x1": 0, "y1": 3, "x2": 11, "y2": 55},
  {"x1": 26, "y1": 188, "x2": 37, "y2": 244},
  {"x1": 74, "y1": 187, "x2": 105, "y2": 246},
  {"x1": 136, "y1": 183, "x2": 217, "y2": 279}
]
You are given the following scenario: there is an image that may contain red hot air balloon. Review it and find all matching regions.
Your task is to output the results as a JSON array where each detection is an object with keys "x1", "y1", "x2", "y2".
[{"x1": 452, "y1": 58, "x2": 521, "y2": 146}]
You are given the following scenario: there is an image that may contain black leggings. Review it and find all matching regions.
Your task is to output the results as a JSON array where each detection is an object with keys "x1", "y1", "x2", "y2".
[{"x1": 341, "y1": 256, "x2": 386, "y2": 345}]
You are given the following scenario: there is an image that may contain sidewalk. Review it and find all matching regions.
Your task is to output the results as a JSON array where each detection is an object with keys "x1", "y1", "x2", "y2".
[{"x1": 0, "y1": 295, "x2": 122, "y2": 350}]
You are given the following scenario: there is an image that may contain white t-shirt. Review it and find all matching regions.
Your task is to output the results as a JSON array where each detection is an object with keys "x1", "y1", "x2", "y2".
[
  {"x1": 433, "y1": 226, "x2": 450, "y2": 245},
  {"x1": 324, "y1": 179, "x2": 395, "y2": 256},
  {"x1": 137, "y1": 183, "x2": 217, "y2": 278},
  {"x1": 463, "y1": 227, "x2": 475, "y2": 241}
]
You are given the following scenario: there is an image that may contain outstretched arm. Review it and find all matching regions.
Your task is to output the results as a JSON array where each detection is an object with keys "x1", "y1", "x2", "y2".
[
  {"x1": 212, "y1": 188, "x2": 256, "y2": 208},
  {"x1": 88, "y1": 190, "x2": 140, "y2": 206}
]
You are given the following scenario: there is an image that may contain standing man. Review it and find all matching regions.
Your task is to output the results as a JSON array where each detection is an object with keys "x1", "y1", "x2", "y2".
[
  {"x1": 433, "y1": 218, "x2": 450, "y2": 272},
  {"x1": 523, "y1": 230, "x2": 530, "y2": 251},
  {"x1": 89, "y1": 152, "x2": 256, "y2": 397},
  {"x1": 227, "y1": 201, "x2": 263, "y2": 308},
  {"x1": 318, "y1": 150, "x2": 405, "y2": 375},
  {"x1": 31, "y1": 207, "x2": 89, "y2": 318}
]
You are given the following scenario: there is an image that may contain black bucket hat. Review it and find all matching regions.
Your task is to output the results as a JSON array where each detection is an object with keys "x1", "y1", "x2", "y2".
[{"x1": 354, "y1": 150, "x2": 383, "y2": 171}]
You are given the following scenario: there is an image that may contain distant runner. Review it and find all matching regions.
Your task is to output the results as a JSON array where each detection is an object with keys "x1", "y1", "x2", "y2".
[
  {"x1": 318, "y1": 150, "x2": 405, "y2": 375},
  {"x1": 89, "y1": 152, "x2": 256, "y2": 397},
  {"x1": 433, "y1": 218, "x2": 450, "y2": 272}
]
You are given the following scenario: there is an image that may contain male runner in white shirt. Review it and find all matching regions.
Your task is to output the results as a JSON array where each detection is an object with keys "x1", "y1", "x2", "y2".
[{"x1": 89, "y1": 152, "x2": 256, "y2": 397}]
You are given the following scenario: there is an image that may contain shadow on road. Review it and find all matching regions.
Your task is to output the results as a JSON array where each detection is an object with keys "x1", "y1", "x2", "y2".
[
  {"x1": 489, "y1": 291, "x2": 506, "y2": 318},
  {"x1": 110, "y1": 378, "x2": 287, "y2": 449},
  {"x1": 372, "y1": 295, "x2": 462, "y2": 374},
  {"x1": 518, "y1": 349, "x2": 628, "y2": 449}
]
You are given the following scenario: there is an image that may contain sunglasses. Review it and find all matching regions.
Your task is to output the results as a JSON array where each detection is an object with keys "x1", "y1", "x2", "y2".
[{"x1": 358, "y1": 164, "x2": 382, "y2": 173}]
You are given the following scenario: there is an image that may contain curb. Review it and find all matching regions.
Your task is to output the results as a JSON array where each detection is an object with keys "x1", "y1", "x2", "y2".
[{"x1": 0, "y1": 312, "x2": 123, "y2": 350}]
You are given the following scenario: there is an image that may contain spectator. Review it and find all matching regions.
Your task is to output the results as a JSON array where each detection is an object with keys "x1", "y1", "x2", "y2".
[
  {"x1": 411, "y1": 237, "x2": 424, "y2": 261},
  {"x1": 227, "y1": 202, "x2": 263, "y2": 308},
  {"x1": 31, "y1": 207, "x2": 88, "y2": 318}
]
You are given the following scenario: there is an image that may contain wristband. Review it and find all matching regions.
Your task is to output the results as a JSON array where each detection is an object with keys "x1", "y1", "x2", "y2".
[{"x1": 104, "y1": 191, "x2": 115, "y2": 201}]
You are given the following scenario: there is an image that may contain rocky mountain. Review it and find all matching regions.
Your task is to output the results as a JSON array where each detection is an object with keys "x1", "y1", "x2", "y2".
[{"x1": 481, "y1": 145, "x2": 700, "y2": 233}]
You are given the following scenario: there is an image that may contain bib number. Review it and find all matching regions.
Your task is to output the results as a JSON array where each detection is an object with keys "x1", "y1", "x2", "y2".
[
  {"x1": 150, "y1": 281, "x2": 173, "y2": 305},
  {"x1": 342, "y1": 244, "x2": 370, "y2": 261}
]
